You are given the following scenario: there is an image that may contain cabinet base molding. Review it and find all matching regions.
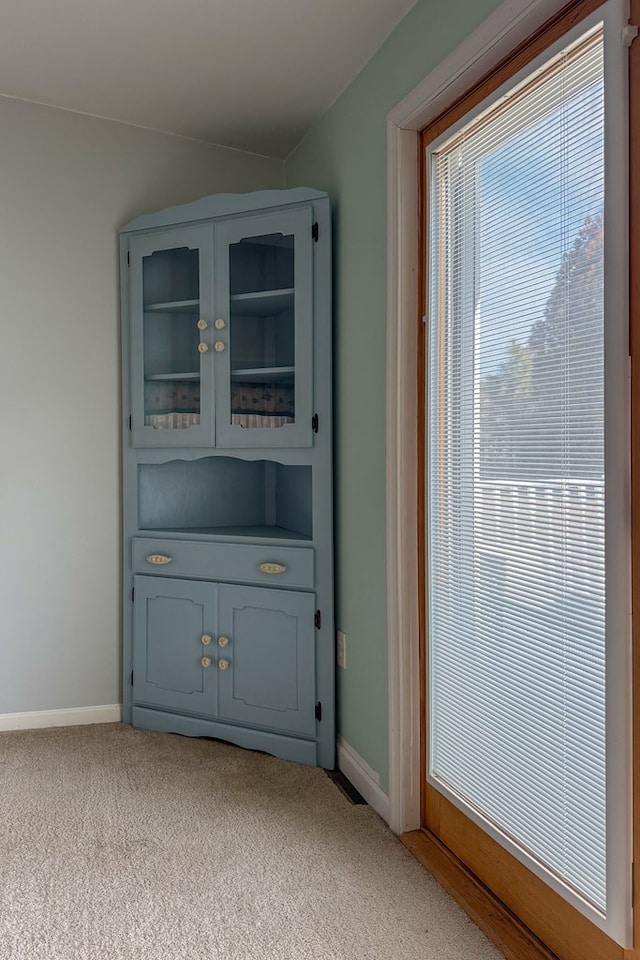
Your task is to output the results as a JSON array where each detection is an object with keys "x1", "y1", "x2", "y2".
[
  {"x1": 337, "y1": 736, "x2": 390, "y2": 823},
  {"x1": 401, "y1": 829, "x2": 560, "y2": 960},
  {"x1": 132, "y1": 706, "x2": 318, "y2": 765},
  {"x1": 0, "y1": 704, "x2": 122, "y2": 732}
]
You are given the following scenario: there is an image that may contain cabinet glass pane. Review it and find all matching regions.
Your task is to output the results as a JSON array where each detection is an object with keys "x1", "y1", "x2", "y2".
[
  {"x1": 143, "y1": 246, "x2": 202, "y2": 431},
  {"x1": 229, "y1": 233, "x2": 295, "y2": 429}
]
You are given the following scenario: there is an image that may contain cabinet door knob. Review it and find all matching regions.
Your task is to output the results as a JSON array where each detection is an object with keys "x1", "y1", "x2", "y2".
[
  {"x1": 197, "y1": 319, "x2": 208, "y2": 330},
  {"x1": 218, "y1": 658, "x2": 230, "y2": 671},
  {"x1": 200, "y1": 656, "x2": 212, "y2": 668},
  {"x1": 214, "y1": 318, "x2": 226, "y2": 330},
  {"x1": 214, "y1": 341, "x2": 226, "y2": 353},
  {"x1": 146, "y1": 554, "x2": 172, "y2": 565},
  {"x1": 258, "y1": 562, "x2": 287, "y2": 575},
  {"x1": 201, "y1": 634, "x2": 212, "y2": 646},
  {"x1": 218, "y1": 636, "x2": 229, "y2": 648},
  {"x1": 197, "y1": 342, "x2": 209, "y2": 353}
]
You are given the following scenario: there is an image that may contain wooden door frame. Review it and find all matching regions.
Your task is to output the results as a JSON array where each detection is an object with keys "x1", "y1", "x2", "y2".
[
  {"x1": 385, "y1": 0, "x2": 638, "y2": 954},
  {"x1": 385, "y1": 0, "x2": 600, "y2": 836}
]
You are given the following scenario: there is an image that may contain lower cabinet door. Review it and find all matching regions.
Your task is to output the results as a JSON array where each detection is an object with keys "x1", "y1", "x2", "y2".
[
  {"x1": 217, "y1": 585, "x2": 316, "y2": 738},
  {"x1": 133, "y1": 575, "x2": 218, "y2": 716}
]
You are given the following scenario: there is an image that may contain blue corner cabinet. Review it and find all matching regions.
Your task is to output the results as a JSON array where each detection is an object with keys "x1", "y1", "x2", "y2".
[{"x1": 120, "y1": 189, "x2": 334, "y2": 769}]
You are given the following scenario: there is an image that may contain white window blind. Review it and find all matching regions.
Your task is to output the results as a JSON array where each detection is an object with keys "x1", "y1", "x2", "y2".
[{"x1": 427, "y1": 15, "x2": 629, "y2": 932}]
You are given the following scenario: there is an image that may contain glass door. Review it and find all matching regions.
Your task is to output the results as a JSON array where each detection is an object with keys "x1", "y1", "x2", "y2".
[
  {"x1": 214, "y1": 208, "x2": 313, "y2": 448},
  {"x1": 129, "y1": 225, "x2": 214, "y2": 447},
  {"x1": 421, "y1": 4, "x2": 632, "y2": 954}
]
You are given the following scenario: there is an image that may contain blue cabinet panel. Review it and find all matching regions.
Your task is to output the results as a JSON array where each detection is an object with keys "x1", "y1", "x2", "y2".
[
  {"x1": 121, "y1": 189, "x2": 334, "y2": 770},
  {"x1": 217, "y1": 585, "x2": 316, "y2": 738},
  {"x1": 133, "y1": 576, "x2": 315, "y2": 739},
  {"x1": 133, "y1": 576, "x2": 217, "y2": 716}
]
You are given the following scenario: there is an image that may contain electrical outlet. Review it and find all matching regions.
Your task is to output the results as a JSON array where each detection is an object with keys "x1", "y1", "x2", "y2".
[{"x1": 337, "y1": 630, "x2": 347, "y2": 669}]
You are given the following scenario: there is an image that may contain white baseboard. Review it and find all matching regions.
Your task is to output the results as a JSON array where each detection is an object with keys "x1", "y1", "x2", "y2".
[
  {"x1": 337, "y1": 736, "x2": 390, "y2": 824},
  {"x1": 0, "y1": 704, "x2": 122, "y2": 732}
]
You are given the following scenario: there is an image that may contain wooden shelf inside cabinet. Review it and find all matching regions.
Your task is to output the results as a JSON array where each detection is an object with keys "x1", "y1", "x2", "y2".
[
  {"x1": 231, "y1": 366, "x2": 294, "y2": 382},
  {"x1": 144, "y1": 299, "x2": 200, "y2": 313},
  {"x1": 138, "y1": 525, "x2": 312, "y2": 542},
  {"x1": 145, "y1": 372, "x2": 201, "y2": 381},
  {"x1": 230, "y1": 289, "x2": 293, "y2": 317}
]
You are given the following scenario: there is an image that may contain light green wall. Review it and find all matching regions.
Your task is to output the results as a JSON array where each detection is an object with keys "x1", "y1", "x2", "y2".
[
  {"x1": 0, "y1": 96, "x2": 280, "y2": 719},
  {"x1": 286, "y1": 0, "x2": 503, "y2": 792}
]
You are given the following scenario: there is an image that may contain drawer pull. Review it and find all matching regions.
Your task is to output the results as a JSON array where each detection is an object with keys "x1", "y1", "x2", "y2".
[
  {"x1": 146, "y1": 554, "x2": 173, "y2": 566},
  {"x1": 218, "y1": 636, "x2": 229, "y2": 648},
  {"x1": 200, "y1": 656, "x2": 212, "y2": 669},
  {"x1": 218, "y1": 659, "x2": 230, "y2": 671},
  {"x1": 201, "y1": 634, "x2": 212, "y2": 646},
  {"x1": 258, "y1": 562, "x2": 287, "y2": 575}
]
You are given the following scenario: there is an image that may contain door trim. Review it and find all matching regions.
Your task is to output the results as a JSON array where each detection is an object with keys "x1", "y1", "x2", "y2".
[
  {"x1": 384, "y1": 0, "x2": 591, "y2": 837},
  {"x1": 401, "y1": 829, "x2": 560, "y2": 960}
]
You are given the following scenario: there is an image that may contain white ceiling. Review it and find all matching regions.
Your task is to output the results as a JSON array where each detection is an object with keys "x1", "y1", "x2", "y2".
[{"x1": 0, "y1": 0, "x2": 417, "y2": 159}]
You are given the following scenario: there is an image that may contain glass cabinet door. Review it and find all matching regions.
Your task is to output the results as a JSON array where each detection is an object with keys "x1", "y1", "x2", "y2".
[
  {"x1": 129, "y1": 225, "x2": 214, "y2": 447},
  {"x1": 214, "y1": 208, "x2": 313, "y2": 448}
]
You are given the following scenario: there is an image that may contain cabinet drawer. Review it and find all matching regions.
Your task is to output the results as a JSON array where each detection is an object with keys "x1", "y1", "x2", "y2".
[{"x1": 132, "y1": 538, "x2": 314, "y2": 589}]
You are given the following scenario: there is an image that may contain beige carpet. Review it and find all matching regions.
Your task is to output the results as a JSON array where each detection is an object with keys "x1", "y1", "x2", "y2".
[{"x1": 0, "y1": 723, "x2": 502, "y2": 959}]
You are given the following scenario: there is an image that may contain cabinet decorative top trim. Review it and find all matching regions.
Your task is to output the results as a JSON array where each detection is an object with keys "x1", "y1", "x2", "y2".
[{"x1": 120, "y1": 188, "x2": 329, "y2": 235}]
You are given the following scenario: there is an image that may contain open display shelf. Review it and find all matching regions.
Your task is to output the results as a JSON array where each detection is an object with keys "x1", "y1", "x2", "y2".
[
  {"x1": 137, "y1": 525, "x2": 313, "y2": 542},
  {"x1": 137, "y1": 457, "x2": 312, "y2": 541}
]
